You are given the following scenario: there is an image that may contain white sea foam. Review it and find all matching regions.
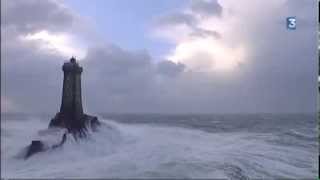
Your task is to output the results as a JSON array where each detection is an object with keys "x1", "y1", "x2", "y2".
[{"x1": 1, "y1": 117, "x2": 318, "y2": 179}]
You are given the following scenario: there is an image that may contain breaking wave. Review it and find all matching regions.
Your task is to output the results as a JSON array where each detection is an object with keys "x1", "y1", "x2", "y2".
[{"x1": 1, "y1": 115, "x2": 318, "y2": 179}]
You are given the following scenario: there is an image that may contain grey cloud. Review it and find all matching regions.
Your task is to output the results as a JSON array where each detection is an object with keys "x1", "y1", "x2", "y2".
[
  {"x1": 82, "y1": 46, "x2": 189, "y2": 113},
  {"x1": 152, "y1": 0, "x2": 317, "y2": 113},
  {"x1": 1, "y1": 0, "x2": 76, "y2": 113},
  {"x1": 1, "y1": 31, "x2": 64, "y2": 113},
  {"x1": 189, "y1": 27, "x2": 221, "y2": 39},
  {"x1": 1, "y1": 0, "x2": 75, "y2": 34},
  {"x1": 156, "y1": 60, "x2": 185, "y2": 77},
  {"x1": 153, "y1": 1, "x2": 222, "y2": 40},
  {"x1": 1, "y1": 0, "x2": 317, "y2": 114},
  {"x1": 233, "y1": 0, "x2": 317, "y2": 113},
  {"x1": 84, "y1": 46, "x2": 154, "y2": 95},
  {"x1": 284, "y1": 0, "x2": 316, "y2": 28},
  {"x1": 190, "y1": 0, "x2": 223, "y2": 17},
  {"x1": 1, "y1": 21, "x2": 185, "y2": 114}
]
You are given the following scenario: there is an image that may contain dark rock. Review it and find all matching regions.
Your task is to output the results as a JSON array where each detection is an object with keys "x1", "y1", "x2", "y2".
[
  {"x1": 24, "y1": 140, "x2": 45, "y2": 159},
  {"x1": 24, "y1": 132, "x2": 68, "y2": 159}
]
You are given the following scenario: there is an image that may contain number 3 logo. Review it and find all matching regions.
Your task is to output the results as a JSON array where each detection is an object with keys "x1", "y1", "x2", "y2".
[{"x1": 287, "y1": 17, "x2": 296, "y2": 30}]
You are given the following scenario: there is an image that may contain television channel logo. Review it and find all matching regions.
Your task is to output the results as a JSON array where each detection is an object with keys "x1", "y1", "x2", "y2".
[{"x1": 286, "y1": 17, "x2": 296, "y2": 30}]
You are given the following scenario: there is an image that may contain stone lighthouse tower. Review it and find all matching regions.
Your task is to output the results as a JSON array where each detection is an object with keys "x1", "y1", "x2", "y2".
[
  {"x1": 60, "y1": 57, "x2": 83, "y2": 121},
  {"x1": 49, "y1": 57, "x2": 99, "y2": 136},
  {"x1": 24, "y1": 57, "x2": 100, "y2": 159}
]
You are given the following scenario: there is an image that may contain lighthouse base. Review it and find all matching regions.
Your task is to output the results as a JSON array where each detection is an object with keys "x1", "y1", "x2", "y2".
[
  {"x1": 49, "y1": 113, "x2": 100, "y2": 136},
  {"x1": 23, "y1": 115, "x2": 100, "y2": 159}
]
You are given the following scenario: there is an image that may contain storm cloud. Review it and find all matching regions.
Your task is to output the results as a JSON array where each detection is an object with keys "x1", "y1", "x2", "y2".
[
  {"x1": 1, "y1": 0, "x2": 317, "y2": 114},
  {"x1": 1, "y1": 0, "x2": 76, "y2": 34},
  {"x1": 190, "y1": 0, "x2": 223, "y2": 17}
]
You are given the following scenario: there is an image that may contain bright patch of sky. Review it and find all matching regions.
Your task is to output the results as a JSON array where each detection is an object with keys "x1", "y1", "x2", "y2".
[
  {"x1": 64, "y1": 0, "x2": 187, "y2": 61},
  {"x1": 23, "y1": 30, "x2": 86, "y2": 58}
]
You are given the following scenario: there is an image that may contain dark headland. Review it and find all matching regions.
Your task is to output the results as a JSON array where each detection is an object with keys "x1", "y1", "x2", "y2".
[{"x1": 24, "y1": 57, "x2": 100, "y2": 159}]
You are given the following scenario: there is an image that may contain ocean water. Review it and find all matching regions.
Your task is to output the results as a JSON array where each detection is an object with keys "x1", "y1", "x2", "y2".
[{"x1": 1, "y1": 113, "x2": 318, "y2": 179}]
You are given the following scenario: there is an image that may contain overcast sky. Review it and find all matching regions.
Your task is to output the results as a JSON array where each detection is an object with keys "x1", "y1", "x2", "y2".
[{"x1": 1, "y1": 0, "x2": 317, "y2": 114}]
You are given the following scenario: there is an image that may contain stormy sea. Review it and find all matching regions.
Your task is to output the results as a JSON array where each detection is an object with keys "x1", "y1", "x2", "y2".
[{"x1": 1, "y1": 113, "x2": 318, "y2": 179}]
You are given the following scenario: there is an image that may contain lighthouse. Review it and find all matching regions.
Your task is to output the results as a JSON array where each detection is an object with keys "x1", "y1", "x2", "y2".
[
  {"x1": 60, "y1": 57, "x2": 84, "y2": 122},
  {"x1": 49, "y1": 57, "x2": 99, "y2": 136},
  {"x1": 24, "y1": 57, "x2": 100, "y2": 159}
]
